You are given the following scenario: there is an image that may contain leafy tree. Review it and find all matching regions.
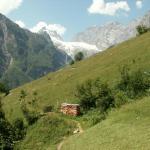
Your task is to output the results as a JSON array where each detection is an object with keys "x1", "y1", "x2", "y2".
[
  {"x1": 0, "y1": 83, "x2": 10, "y2": 96},
  {"x1": 13, "y1": 118, "x2": 26, "y2": 141},
  {"x1": 76, "y1": 79, "x2": 96, "y2": 111},
  {"x1": 21, "y1": 104, "x2": 39, "y2": 125},
  {"x1": 94, "y1": 80, "x2": 114, "y2": 112},
  {"x1": 0, "y1": 98, "x2": 14, "y2": 150},
  {"x1": 117, "y1": 66, "x2": 150, "y2": 98},
  {"x1": 19, "y1": 90, "x2": 39, "y2": 125},
  {"x1": 136, "y1": 25, "x2": 149, "y2": 35},
  {"x1": 129, "y1": 70, "x2": 150, "y2": 97},
  {"x1": 74, "y1": 52, "x2": 84, "y2": 62},
  {"x1": 69, "y1": 60, "x2": 75, "y2": 65},
  {"x1": 76, "y1": 78, "x2": 114, "y2": 112}
]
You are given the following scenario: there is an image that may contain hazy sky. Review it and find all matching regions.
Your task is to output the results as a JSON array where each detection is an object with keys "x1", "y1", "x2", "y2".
[{"x1": 0, "y1": 0, "x2": 150, "y2": 40}]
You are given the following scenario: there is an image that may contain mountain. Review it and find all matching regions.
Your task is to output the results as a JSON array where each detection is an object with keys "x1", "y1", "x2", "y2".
[
  {"x1": 37, "y1": 26, "x2": 100, "y2": 59},
  {"x1": 0, "y1": 13, "x2": 68, "y2": 88},
  {"x1": 73, "y1": 11, "x2": 150, "y2": 50},
  {"x1": 3, "y1": 31, "x2": 150, "y2": 149}
]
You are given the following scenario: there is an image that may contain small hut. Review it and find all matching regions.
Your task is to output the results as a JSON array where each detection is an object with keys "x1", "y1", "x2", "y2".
[{"x1": 60, "y1": 103, "x2": 80, "y2": 116}]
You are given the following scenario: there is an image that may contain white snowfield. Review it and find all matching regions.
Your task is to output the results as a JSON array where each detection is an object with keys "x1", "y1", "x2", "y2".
[
  {"x1": 50, "y1": 36, "x2": 100, "y2": 59},
  {"x1": 31, "y1": 26, "x2": 100, "y2": 59}
]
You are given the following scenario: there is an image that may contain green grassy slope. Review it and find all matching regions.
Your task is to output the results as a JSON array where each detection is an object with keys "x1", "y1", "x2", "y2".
[
  {"x1": 16, "y1": 113, "x2": 76, "y2": 150},
  {"x1": 3, "y1": 32, "x2": 150, "y2": 121},
  {"x1": 62, "y1": 96, "x2": 150, "y2": 150}
]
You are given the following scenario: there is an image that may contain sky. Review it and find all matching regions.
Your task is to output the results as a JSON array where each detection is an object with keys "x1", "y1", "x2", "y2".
[{"x1": 0, "y1": 0, "x2": 150, "y2": 41}]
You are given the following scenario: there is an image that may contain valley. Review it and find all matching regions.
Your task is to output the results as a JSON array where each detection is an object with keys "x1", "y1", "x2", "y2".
[{"x1": 0, "y1": 5, "x2": 150, "y2": 150}]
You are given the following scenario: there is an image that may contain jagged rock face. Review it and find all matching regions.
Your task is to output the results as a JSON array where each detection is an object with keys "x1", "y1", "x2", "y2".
[
  {"x1": 73, "y1": 11, "x2": 150, "y2": 50},
  {"x1": 139, "y1": 11, "x2": 150, "y2": 27},
  {"x1": 0, "y1": 13, "x2": 68, "y2": 88},
  {"x1": 73, "y1": 22, "x2": 132, "y2": 50}
]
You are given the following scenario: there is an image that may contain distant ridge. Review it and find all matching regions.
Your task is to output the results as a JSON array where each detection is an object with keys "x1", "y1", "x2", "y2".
[{"x1": 73, "y1": 11, "x2": 150, "y2": 50}]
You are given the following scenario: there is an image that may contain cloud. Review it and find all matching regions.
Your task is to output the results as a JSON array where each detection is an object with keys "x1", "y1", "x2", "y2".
[
  {"x1": 15, "y1": 20, "x2": 25, "y2": 28},
  {"x1": 136, "y1": 0, "x2": 142, "y2": 9},
  {"x1": 30, "y1": 22, "x2": 66, "y2": 36},
  {"x1": 0, "y1": 0, "x2": 23, "y2": 15},
  {"x1": 88, "y1": 0, "x2": 130, "y2": 16}
]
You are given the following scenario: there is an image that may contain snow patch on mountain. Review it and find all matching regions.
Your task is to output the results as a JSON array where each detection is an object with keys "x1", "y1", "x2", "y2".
[
  {"x1": 50, "y1": 36, "x2": 99, "y2": 58},
  {"x1": 31, "y1": 25, "x2": 100, "y2": 59}
]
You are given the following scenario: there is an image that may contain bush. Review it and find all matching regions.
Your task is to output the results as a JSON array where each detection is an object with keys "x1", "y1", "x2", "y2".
[
  {"x1": 95, "y1": 82, "x2": 114, "y2": 112},
  {"x1": 43, "y1": 105, "x2": 53, "y2": 113},
  {"x1": 13, "y1": 118, "x2": 26, "y2": 141},
  {"x1": 76, "y1": 79, "x2": 96, "y2": 111},
  {"x1": 136, "y1": 25, "x2": 149, "y2": 35},
  {"x1": 114, "y1": 91, "x2": 128, "y2": 108},
  {"x1": 21, "y1": 104, "x2": 39, "y2": 126},
  {"x1": 74, "y1": 52, "x2": 84, "y2": 62},
  {"x1": 0, "y1": 99, "x2": 15, "y2": 149},
  {"x1": 69, "y1": 60, "x2": 75, "y2": 65},
  {"x1": 76, "y1": 78, "x2": 114, "y2": 112},
  {"x1": 0, "y1": 83, "x2": 10, "y2": 96},
  {"x1": 117, "y1": 66, "x2": 150, "y2": 98},
  {"x1": 19, "y1": 90, "x2": 27, "y2": 101}
]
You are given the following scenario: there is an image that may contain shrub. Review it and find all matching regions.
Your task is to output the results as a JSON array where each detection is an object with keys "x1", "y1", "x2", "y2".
[
  {"x1": 95, "y1": 81, "x2": 114, "y2": 112},
  {"x1": 0, "y1": 98, "x2": 15, "y2": 149},
  {"x1": 76, "y1": 78, "x2": 114, "y2": 112},
  {"x1": 76, "y1": 79, "x2": 96, "y2": 111},
  {"x1": 136, "y1": 25, "x2": 149, "y2": 35},
  {"x1": 117, "y1": 66, "x2": 150, "y2": 98},
  {"x1": 130, "y1": 70, "x2": 150, "y2": 97},
  {"x1": 114, "y1": 91, "x2": 128, "y2": 108},
  {"x1": 0, "y1": 82, "x2": 10, "y2": 96},
  {"x1": 69, "y1": 60, "x2": 75, "y2": 65},
  {"x1": 19, "y1": 90, "x2": 27, "y2": 101},
  {"x1": 74, "y1": 52, "x2": 84, "y2": 62},
  {"x1": 43, "y1": 105, "x2": 53, "y2": 113},
  {"x1": 21, "y1": 104, "x2": 39, "y2": 126},
  {"x1": 13, "y1": 118, "x2": 26, "y2": 140}
]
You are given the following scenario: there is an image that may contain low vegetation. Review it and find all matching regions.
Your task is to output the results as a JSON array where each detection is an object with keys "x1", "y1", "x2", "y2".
[
  {"x1": 136, "y1": 25, "x2": 150, "y2": 35},
  {"x1": 76, "y1": 78, "x2": 114, "y2": 112},
  {"x1": 1, "y1": 32, "x2": 150, "y2": 149},
  {"x1": 62, "y1": 96, "x2": 150, "y2": 150},
  {"x1": 16, "y1": 114, "x2": 76, "y2": 150},
  {"x1": 70, "y1": 52, "x2": 84, "y2": 65},
  {"x1": 0, "y1": 83, "x2": 10, "y2": 96},
  {"x1": 75, "y1": 66, "x2": 150, "y2": 126},
  {"x1": 74, "y1": 52, "x2": 84, "y2": 62},
  {"x1": 0, "y1": 96, "x2": 26, "y2": 150}
]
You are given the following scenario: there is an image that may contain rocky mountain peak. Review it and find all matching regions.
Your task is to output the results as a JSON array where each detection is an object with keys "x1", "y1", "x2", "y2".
[{"x1": 73, "y1": 11, "x2": 150, "y2": 50}]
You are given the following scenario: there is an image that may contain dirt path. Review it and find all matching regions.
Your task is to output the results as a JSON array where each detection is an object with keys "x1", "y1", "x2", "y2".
[
  {"x1": 57, "y1": 122, "x2": 83, "y2": 150},
  {"x1": 57, "y1": 137, "x2": 66, "y2": 150},
  {"x1": 77, "y1": 122, "x2": 83, "y2": 134}
]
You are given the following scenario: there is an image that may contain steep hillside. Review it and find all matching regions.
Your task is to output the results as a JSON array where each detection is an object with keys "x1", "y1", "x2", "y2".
[
  {"x1": 3, "y1": 32, "x2": 150, "y2": 121},
  {"x1": 0, "y1": 13, "x2": 68, "y2": 88},
  {"x1": 62, "y1": 96, "x2": 150, "y2": 150},
  {"x1": 16, "y1": 113, "x2": 76, "y2": 150}
]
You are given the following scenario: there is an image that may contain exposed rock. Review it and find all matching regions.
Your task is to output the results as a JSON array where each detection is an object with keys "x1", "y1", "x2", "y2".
[{"x1": 73, "y1": 11, "x2": 150, "y2": 51}]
